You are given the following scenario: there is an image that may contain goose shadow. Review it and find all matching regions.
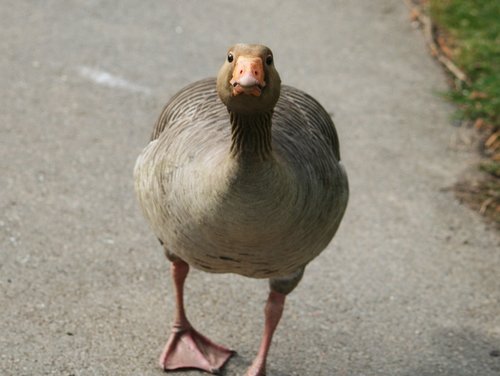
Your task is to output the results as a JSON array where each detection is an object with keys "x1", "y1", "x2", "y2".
[
  {"x1": 402, "y1": 327, "x2": 500, "y2": 376},
  {"x1": 221, "y1": 353, "x2": 291, "y2": 376}
]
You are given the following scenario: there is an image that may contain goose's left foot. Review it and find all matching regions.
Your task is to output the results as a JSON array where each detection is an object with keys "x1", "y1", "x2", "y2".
[
  {"x1": 159, "y1": 325, "x2": 234, "y2": 373},
  {"x1": 161, "y1": 259, "x2": 234, "y2": 373}
]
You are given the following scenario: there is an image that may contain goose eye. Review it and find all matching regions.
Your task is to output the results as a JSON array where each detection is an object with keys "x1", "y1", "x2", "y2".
[
  {"x1": 266, "y1": 55, "x2": 273, "y2": 65},
  {"x1": 227, "y1": 53, "x2": 234, "y2": 63}
]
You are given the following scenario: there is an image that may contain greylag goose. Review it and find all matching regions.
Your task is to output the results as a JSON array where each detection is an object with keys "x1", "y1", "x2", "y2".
[{"x1": 134, "y1": 43, "x2": 349, "y2": 376}]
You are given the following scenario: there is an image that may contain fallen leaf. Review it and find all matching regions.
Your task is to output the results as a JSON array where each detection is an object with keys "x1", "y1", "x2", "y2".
[
  {"x1": 470, "y1": 91, "x2": 488, "y2": 99},
  {"x1": 410, "y1": 8, "x2": 421, "y2": 21},
  {"x1": 485, "y1": 132, "x2": 499, "y2": 148},
  {"x1": 437, "y1": 35, "x2": 454, "y2": 58},
  {"x1": 474, "y1": 118, "x2": 485, "y2": 129}
]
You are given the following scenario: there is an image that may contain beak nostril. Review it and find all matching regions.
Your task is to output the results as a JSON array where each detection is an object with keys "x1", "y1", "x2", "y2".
[{"x1": 240, "y1": 70, "x2": 243, "y2": 75}]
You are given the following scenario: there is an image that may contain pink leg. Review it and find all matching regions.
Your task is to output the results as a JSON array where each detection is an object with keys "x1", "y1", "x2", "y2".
[
  {"x1": 159, "y1": 260, "x2": 234, "y2": 373},
  {"x1": 245, "y1": 291, "x2": 286, "y2": 376}
]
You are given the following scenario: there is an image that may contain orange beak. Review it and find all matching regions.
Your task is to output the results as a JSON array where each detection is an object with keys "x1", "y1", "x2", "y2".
[{"x1": 230, "y1": 56, "x2": 266, "y2": 96}]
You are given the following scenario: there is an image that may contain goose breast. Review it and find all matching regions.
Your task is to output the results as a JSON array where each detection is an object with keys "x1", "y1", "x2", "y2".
[{"x1": 134, "y1": 79, "x2": 348, "y2": 278}]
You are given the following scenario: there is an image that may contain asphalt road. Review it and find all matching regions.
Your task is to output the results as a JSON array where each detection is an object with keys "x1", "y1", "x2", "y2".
[{"x1": 1, "y1": 1, "x2": 499, "y2": 375}]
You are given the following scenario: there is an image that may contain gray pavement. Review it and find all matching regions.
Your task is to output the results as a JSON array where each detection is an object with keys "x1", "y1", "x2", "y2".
[{"x1": 1, "y1": 1, "x2": 499, "y2": 375}]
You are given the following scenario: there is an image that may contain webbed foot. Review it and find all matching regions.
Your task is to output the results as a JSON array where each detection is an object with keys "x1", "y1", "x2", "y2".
[{"x1": 160, "y1": 325, "x2": 234, "y2": 373}]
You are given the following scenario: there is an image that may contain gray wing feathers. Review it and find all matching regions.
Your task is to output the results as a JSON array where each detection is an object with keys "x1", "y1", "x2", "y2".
[
  {"x1": 151, "y1": 78, "x2": 221, "y2": 141},
  {"x1": 276, "y1": 86, "x2": 341, "y2": 162},
  {"x1": 151, "y1": 81, "x2": 340, "y2": 165}
]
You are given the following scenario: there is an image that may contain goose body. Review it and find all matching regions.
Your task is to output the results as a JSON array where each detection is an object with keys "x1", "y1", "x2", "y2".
[
  {"x1": 134, "y1": 44, "x2": 348, "y2": 375},
  {"x1": 135, "y1": 78, "x2": 348, "y2": 278}
]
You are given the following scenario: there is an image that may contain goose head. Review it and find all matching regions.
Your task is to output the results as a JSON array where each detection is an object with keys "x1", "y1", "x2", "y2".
[{"x1": 217, "y1": 44, "x2": 281, "y2": 115}]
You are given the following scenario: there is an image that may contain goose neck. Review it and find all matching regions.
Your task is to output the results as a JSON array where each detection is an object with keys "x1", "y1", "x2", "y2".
[{"x1": 229, "y1": 111, "x2": 273, "y2": 161}]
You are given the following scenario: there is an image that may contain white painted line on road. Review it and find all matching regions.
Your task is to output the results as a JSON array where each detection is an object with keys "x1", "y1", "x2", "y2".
[{"x1": 77, "y1": 66, "x2": 151, "y2": 95}]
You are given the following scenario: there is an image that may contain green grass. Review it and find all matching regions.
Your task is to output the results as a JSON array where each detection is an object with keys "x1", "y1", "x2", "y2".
[
  {"x1": 430, "y1": 0, "x2": 500, "y2": 127},
  {"x1": 480, "y1": 161, "x2": 500, "y2": 178}
]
